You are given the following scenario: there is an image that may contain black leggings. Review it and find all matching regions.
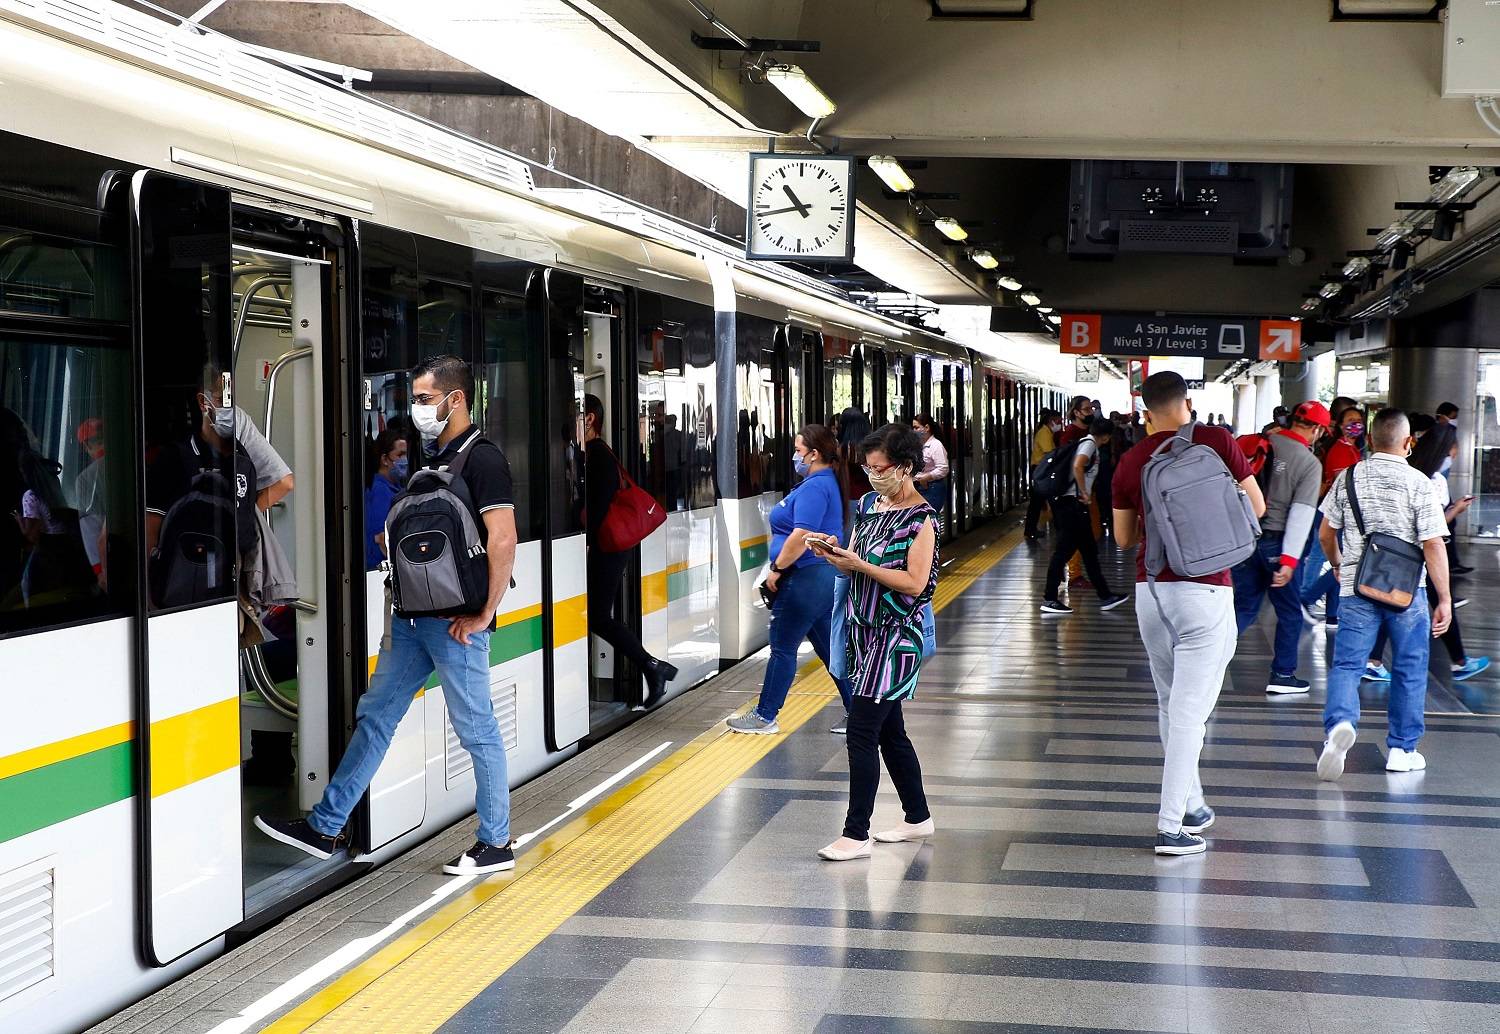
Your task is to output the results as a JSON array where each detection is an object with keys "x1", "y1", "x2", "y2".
[
  {"x1": 843, "y1": 696, "x2": 930, "y2": 841},
  {"x1": 1043, "y1": 496, "x2": 1111, "y2": 601},
  {"x1": 587, "y1": 548, "x2": 657, "y2": 672}
]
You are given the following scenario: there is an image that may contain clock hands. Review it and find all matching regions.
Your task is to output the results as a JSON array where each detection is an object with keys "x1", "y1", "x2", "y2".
[
  {"x1": 756, "y1": 203, "x2": 814, "y2": 217},
  {"x1": 780, "y1": 184, "x2": 811, "y2": 218}
]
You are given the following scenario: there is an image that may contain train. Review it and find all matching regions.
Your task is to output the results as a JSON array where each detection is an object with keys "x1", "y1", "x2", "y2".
[{"x1": 0, "y1": 2, "x2": 1065, "y2": 1030}]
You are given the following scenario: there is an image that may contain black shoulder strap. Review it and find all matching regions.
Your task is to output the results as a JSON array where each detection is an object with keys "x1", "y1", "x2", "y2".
[
  {"x1": 1344, "y1": 464, "x2": 1366, "y2": 536},
  {"x1": 444, "y1": 430, "x2": 487, "y2": 481}
]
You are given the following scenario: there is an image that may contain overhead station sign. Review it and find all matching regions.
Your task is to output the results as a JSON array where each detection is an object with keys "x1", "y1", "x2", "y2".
[{"x1": 1059, "y1": 313, "x2": 1302, "y2": 362}]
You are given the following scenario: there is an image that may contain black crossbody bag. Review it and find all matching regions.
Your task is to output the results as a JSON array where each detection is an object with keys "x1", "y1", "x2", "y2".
[{"x1": 1345, "y1": 465, "x2": 1425, "y2": 610}]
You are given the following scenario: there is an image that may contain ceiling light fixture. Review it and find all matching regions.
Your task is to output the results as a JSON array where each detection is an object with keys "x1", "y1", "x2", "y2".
[
  {"x1": 1019, "y1": 291, "x2": 1041, "y2": 306},
  {"x1": 1342, "y1": 256, "x2": 1372, "y2": 279},
  {"x1": 763, "y1": 64, "x2": 837, "y2": 118},
  {"x1": 1319, "y1": 282, "x2": 1344, "y2": 299},
  {"x1": 933, "y1": 217, "x2": 967, "y2": 241},
  {"x1": 1036, "y1": 305, "x2": 1053, "y2": 313},
  {"x1": 969, "y1": 249, "x2": 999, "y2": 269},
  {"x1": 867, "y1": 155, "x2": 915, "y2": 194},
  {"x1": 1047, "y1": 314, "x2": 1061, "y2": 325},
  {"x1": 996, "y1": 276, "x2": 1022, "y2": 292},
  {"x1": 1300, "y1": 298, "x2": 1320, "y2": 312}
]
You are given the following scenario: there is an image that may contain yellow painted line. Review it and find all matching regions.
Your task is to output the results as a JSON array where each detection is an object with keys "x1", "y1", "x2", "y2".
[
  {"x1": 640, "y1": 570, "x2": 668, "y2": 614},
  {"x1": 738, "y1": 533, "x2": 768, "y2": 550},
  {"x1": 0, "y1": 721, "x2": 134, "y2": 782},
  {"x1": 552, "y1": 592, "x2": 588, "y2": 647},
  {"x1": 495, "y1": 602, "x2": 543, "y2": 629},
  {"x1": 266, "y1": 523, "x2": 1020, "y2": 1034},
  {"x1": 664, "y1": 559, "x2": 692, "y2": 576},
  {"x1": 149, "y1": 697, "x2": 239, "y2": 799}
]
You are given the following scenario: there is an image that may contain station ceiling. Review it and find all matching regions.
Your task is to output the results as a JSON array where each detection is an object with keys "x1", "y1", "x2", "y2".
[{"x1": 164, "y1": 0, "x2": 1500, "y2": 325}]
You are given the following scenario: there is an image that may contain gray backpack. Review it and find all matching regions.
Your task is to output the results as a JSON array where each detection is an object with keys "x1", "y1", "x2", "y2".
[
  {"x1": 1140, "y1": 422, "x2": 1260, "y2": 640},
  {"x1": 385, "y1": 435, "x2": 490, "y2": 618}
]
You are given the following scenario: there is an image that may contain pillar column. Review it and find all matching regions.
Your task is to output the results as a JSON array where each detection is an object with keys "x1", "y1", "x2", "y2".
[
  {"x1": 1234, "y1": 381, "x2": 1257, "y2": 433},
  {"x1": 1389, "y1": 345, "x2": 1479, "y2": 531},
  {"x1": 1279, "y1": 359, "x2": 1316, "y2": 408}
]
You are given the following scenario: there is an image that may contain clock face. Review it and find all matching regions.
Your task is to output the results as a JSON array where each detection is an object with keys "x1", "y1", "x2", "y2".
[{"x1": 745, "y1": 154, "x2": 854, "y2": 261}]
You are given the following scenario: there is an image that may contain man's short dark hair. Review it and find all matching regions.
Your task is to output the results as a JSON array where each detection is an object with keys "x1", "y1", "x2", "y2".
[
  {"x1": 412, "y1": 354, "x2": 475, "y2": 410},
  {"x1": 1090, "y1": 416, "x2": 1115, "y2": 437},
  {"x1": 1140, "y1": 371, "x2": 1188, "y2": 412},
  {"x1": 1370, "y1": 407, "x2": 1411, "y2": 450},
  {"x1": 1437, "y1": 401, "x2": 1460, "y2": 419}
]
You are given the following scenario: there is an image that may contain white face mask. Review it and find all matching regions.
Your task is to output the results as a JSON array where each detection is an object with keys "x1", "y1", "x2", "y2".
[{"x1": 412, "y1": 392, "x2": 455, "y2": 440}]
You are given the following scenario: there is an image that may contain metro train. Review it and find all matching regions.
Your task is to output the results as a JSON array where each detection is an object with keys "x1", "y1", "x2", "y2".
[{"x1": 0, "y1": 3, "x2": 1064, "y2": 1030}]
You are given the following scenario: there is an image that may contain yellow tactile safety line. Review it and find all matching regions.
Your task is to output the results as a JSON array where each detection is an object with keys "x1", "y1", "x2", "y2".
[{"x1": 268, "y1": 524, "x2": 1022, "y2": 1034}]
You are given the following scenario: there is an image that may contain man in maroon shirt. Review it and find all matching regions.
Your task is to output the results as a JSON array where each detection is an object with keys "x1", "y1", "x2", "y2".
[
  {"x1": 1056, "y1": 395, "x2": 1095, "y2": 449},
  {"x1": 1112, "y1": 372, "x2": 1266, "y2": 857}
]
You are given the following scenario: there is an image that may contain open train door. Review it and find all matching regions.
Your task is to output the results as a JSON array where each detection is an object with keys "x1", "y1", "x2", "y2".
[{"x1": 129, "y1": 172, "x2": 244, "y2": 965}]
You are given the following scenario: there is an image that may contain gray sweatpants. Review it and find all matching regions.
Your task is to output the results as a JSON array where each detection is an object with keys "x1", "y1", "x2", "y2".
[{"x1": 1135, "y1": 581, "x2": 1237, "y2": 834}]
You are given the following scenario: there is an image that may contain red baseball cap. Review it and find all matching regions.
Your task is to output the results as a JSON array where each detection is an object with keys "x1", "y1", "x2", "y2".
[
  {"x1": 76, "y1": 417, "x2": 104, "y2": 444},
  {"x1": 1292, "y1": 401, "x2": 1332, "y2": 428}
]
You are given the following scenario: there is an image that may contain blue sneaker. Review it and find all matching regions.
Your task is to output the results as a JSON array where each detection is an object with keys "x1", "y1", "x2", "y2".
[
  {"x1": 1453, "y1": 656, "x2": 1491, "y2": 682},
  {"x1": 727, "y1": 711, "x2": 779, "y2": 735},
  {"x1": 1182, "y1": 806, "x2": 1215, "y2": 834},
  {"x1": 1154, "y1": 830, "x2": 1206, "y2": 856},
  {"x1": 1363, "y1": 662, "x2": 1392, "y2": 682}
]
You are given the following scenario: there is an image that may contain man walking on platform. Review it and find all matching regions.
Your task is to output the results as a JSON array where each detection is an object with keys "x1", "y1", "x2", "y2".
[
  {"x1": 1231, "y1": 401, "x2": 1330, "y2": 695},
  {"x1": 1316, "y1": 408, "x2": 1452, "y2": 781},
  {"x1": 1112, "y1": 372, "x2": 1265, "y2": 857},
  {"x1": 1040, "y1": 416, "x2": 1129, "y2": 615}
]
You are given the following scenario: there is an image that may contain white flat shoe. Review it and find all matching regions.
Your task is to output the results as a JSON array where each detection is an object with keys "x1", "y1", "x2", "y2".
[
  {"x1": 1386, "y1": 747, "x2": 1427, "y2": 773},
  {"x1": 818, "y1": 837, "x2": 872, "y2": 861},
  {"x1": 874, "y1": 818, "x2": 935, "y2": 843}
]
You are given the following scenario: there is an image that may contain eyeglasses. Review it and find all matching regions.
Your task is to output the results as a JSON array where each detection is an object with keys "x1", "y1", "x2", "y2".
[
  {"x1": 411, "y1": 391, "x2": 449, "y2": 405},
  {"x1": 861, "y1": 461, "x2": 898, "y2": 476}
]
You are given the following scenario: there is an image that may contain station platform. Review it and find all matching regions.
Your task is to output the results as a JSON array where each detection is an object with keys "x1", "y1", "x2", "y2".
[{"x1": 95, "y1": 520, "x2": 1500, "y2": 1034}]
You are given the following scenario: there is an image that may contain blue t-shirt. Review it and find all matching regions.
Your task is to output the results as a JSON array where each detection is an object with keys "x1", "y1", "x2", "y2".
[
  {"x1": 769, "y1": 467, "x2": 843, "y2": 569},
  {"x1": 364, "y1": 474, "x2": 401, "y2": 570}
]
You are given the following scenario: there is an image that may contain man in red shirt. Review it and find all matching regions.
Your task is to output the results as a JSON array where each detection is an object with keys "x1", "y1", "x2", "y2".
[{"x1": 1112, "y1": 372, "x2": 1266, "y2": 857}]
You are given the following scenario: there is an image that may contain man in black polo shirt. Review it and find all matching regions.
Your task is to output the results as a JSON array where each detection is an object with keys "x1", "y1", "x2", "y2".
[{"x1": 257, "y1": 354, "x2": 520, "y2": 875}]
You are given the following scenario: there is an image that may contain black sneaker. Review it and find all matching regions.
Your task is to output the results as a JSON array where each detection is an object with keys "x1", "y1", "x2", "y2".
[
  {"x1": 442, "y1": 840, "x2": 516, "y2": 875},
  {"x1": 1182, "y1": 806, "x2": 1215, "y2": 834},
  {"x1": 1154, "y1": 830, "x2": 1206, "y2": 856},
  {"x1": 1099, "y1": 594, "x2": 1130, "y2": 612},
  {"x1": 1039, "y1": 600, "x2": 1072, "y2": 615},
  {"x1": 1452, "y1": 564, "x2": 1475, "y2": 576},
  {"x1": 254, "y1": 815, "x2": 345, "y2": 860},
  {"x1": 1266, "y1": 673, "x2": 1311, "y2": 695}
]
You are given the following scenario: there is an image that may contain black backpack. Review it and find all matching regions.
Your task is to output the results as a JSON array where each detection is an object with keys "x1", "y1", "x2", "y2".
[
  {"x1": 385, "y1": 435, "x2": 492, "y2": 617},
  {"x1": 150, "y1": 442, "x2": 257, "y2": 608},
  {"x1": 1030, "y1": 438, "x2": 1084, "y2": 500}
]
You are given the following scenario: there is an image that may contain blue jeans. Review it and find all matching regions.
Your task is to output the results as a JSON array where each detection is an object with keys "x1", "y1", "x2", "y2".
[
  {"x1": 1300, "y1": 518, "x2": 1341, "y2": 622},
  {"x1": 311, "y1": 616, "x2": 510, "y2": 845},
  {"x1": 1324, "y1": 591, "x2": 1430, "y2": 751},
  {"x1": 756, "y1": 561, "x2": 852, "y2": 720},
  {"x1": 1232, "y1": 533, "x2": 1305, "y2": 676},
  {"x1": 918, "y1": 478, "x2": 948, "y2": 514}
]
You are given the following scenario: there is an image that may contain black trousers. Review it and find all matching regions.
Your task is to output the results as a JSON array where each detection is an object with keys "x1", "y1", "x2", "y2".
[
  {"x1": 587, "y1": 548, "x2": 656, "y2": 674},
  {"x1": 1024, "y1": 487, "x2": 1049, "y2": 537},
  {"x1": 1043, "y1": 495, "x2": 1111, "y2": 601},
  {"x1": 842, "y1": 695, "x2": 930, "y2": 841}
]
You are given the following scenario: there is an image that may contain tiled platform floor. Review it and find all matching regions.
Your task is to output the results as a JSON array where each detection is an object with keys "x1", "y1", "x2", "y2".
[{"x1": 101, "y1": 528, "x2": 1500, "y2": 1033}]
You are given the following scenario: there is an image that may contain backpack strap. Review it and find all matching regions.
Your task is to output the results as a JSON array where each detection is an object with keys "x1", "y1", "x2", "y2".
[
  {"x1": 442, "y1": 429, "x2": 484, "y2": 481},
  {"x1": 1344, "y1": 464, "x2": 1366, "y2": 537}
]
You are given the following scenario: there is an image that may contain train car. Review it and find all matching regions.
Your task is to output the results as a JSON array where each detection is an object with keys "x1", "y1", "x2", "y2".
[{"x1": 0, "y1": 2, "x2": 1062, "y2": 1030}]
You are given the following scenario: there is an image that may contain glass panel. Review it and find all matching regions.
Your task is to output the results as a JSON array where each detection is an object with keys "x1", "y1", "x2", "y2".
[
  {"x1": 417, "y1": 280, "x2": 472, "y2": 363},
  {"x1": 736, "y1": 313, "x2": 783, "y2": 498},
  {"x1": 480, "y1": 289, "x2": 538, "y2": 541},
  {"x1": 547, "y1": 272, "x2": 585, "y2": 537},
  {"x1": 1473, "y1": 353, "x2": 1500, "y2": 537},
  {"x1": 0, "y1": 226, "x2": 126, "y2": 320}
]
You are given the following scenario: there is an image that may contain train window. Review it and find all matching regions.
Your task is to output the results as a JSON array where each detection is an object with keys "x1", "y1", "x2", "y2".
[
  {"x1": 0, "y1": 227, "x2": 126, "y2": 321},
  {"x1": 823, "y1": 336, "x2": 853, "y2": 426},
  {"x1": 546, "y1": 271, "x2": 585, "y2": 537},
  {"x1": 417, "y1": 279, "x2": 473, "y2": 363},
  {"x1": 0, "y1": 333, "x2": 135, "y2": 634},
  {"x1": 736, "y1": 313, "x2": 783, "y2": 498},
  {"x1": 480, "y1": 290, "x2": 537, "y2": 540},
  {"x1": 637, "y1": 293, "x2": 716, "y2": 512}
]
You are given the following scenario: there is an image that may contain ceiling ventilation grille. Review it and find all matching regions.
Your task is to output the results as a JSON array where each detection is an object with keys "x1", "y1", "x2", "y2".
[
  {"x1": 1, "y1": 0, "x2": 535, "y2": 197},
  {"x1": 0, "y1": 863, "x2": 55, "y2": 1005},
  {"x1": 1119, "y1": 219, "x2": 1237, "y2": 254}
]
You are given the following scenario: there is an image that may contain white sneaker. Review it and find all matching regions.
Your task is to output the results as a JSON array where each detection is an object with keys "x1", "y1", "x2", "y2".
[
  {"x1": 818, "y1": 837, "x2": 872, "y2": 861},
  {"x1": 874, "y1": 818, "x2": 935, "y2": 843},
  {"x1": 1386, "y1": 747, "x2": 1427, "y2": 773},
  {"x1": 1317, "y1": 721, "x2": 1357, "y2": 782}
]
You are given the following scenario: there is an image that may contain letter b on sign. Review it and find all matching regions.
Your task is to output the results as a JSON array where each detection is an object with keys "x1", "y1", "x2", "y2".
[{"x1": 1060, "y1": 315, "x2": 1101, "y2": 354}]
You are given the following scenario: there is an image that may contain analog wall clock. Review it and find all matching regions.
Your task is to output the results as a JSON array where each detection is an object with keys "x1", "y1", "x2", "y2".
[{"x1": 744, "y1": 152, "x2": 856, "y2": 262}]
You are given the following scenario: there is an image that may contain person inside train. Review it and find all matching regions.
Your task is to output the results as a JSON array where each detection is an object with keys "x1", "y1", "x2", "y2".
[
  {"x1": 582, "y1": 392, "x2": 678, "y2": 709},
  {"x1": 364, "y1": 427, "x2": 408, "y2": 570},
  {"x1": 1024, "y1": 408, "x2": 1060, "y2": 541},
  {"x1": 729, "y1": 424, "x2": 852, "y2": 737},
  {"x1": 837, "y1": 407, "x2": 872, "y2": 524},
  {"x1": 74, "y1": 417, "x2": 107, "y2": 583},
  {"x1": 810, "y1": 423, "x2": 938, "y2": 862},
  {"x1": 257, "y1": 353, "x2": 521, "y2": 876},
  {"x1": 663, "y1": 412, "x2": 685, "y2": 511},
  {"x1": 910, "y1": 413, "x2": 949, "y2": 515}
]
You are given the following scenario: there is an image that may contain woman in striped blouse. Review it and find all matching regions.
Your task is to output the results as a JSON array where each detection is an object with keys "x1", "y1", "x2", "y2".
[{"x1": 808, "y1": 423, "x2": 938, "y2": 862}]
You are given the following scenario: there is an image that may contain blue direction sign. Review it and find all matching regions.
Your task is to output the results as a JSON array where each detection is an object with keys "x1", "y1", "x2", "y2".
[{"x1": 1059, "y1": 313, "x2": 1301, "y2": 361}]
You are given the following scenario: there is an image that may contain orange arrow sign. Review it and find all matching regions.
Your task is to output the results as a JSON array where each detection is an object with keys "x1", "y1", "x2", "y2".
[{"x1": 1258, "y1": 320, "x2": 1302, "y2": 362}]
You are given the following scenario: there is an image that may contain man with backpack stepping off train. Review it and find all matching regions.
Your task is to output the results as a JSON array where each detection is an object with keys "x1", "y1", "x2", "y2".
[
  {"x1": 256, "y1": 354, "x2": 522, "y2": 876},
  {"x1": 1112, "y1": 372, "x2": 1266, "y2": 857}
]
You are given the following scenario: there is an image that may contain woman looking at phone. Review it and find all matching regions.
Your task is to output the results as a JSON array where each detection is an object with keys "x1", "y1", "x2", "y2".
[
  {"x1": 728, "y1": 425, "x2": 853, "y2": 735},
  {"x1": 811, "y1": 423, "x2": 938, "y2": 862}
]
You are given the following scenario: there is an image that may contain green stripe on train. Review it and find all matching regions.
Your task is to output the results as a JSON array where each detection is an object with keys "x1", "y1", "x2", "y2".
[
  {"x1": 667, "y1": 564, "x2": 714, "y2": 601},
  {"x1": 422, "y1": 615, "x2": 546, "y2": 690},
  {"x1": 0, "y1": 742, "x2": 134, "y2": 844},
  {"x1": 739, "y1": 542, "x2": 768, "y2": 572}
]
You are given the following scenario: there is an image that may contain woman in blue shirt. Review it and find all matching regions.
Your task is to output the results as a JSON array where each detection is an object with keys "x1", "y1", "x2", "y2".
[
  {"x1": 729, "y1": 424, "x2": 852, "y2": 735},
  {"x1": 364, "y1": 427, "x2": 408, "y2": 570}
]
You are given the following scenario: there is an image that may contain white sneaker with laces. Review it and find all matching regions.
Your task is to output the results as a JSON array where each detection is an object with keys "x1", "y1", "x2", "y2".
[
  {"x1": 874, "y1": 818, "x2": 935, "y2": 843},
  {"x1": 1386, "y1": 747, "x2": 1427, "y2": 773},
  {"x1": 1317, "y1": 720, "x2": 1357, "y2": 782}
]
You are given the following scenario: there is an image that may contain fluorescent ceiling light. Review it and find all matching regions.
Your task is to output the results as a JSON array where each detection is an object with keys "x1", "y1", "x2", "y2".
[
  {"x1": 1036, "y1": 305, "x2": 1053, "y2": 313},
  {"x1": 933, "y1": 217, "x2": 967, "y2": 241},
  {"x1": 969, "y1": 249, "x2": 999, "y2": 269},
  {"x1": 867, "y1": 155, "x2": 915, "y2": 193},
  {"x1": 1342, "y1": 257, "x2": 1371, "y2": 278},
  {"x1": 996, "y1": 275, "x2": 1022, "y2": 291},
  {"x1": 1320, "y1": 282, "x2": 1344, "y2": 299},
  {"x1": 1019, "y1": 291, "x2": 1041, "y2": 306},
  {"x1": 1433, "y1": 166, "x2": 1482, "y2": 204},
  {"x1": 1047, "y1": 314, "x2": 1061, "y2": 325},
  {"x1": 1373, "y1": 221, "x2": 1414, "y2": 250},
  {"x1": 1301, "y1": 298, "x2": 1320, "y2": 312},
  {"x1": 764, "y1": 64, "x2": 837, "y2": 119}
]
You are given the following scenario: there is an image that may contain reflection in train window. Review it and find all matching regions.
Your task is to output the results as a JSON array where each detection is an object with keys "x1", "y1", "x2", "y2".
[
  {"x1": 480, "y1": 290, "x2": 537, "y2": 540},
  {"x1": 736, "y1": 313, "x2": 784, "y2": 498},
  {"x1": 0, "y1": 227, "x2": 126, "y2": 321},
  {"x1": 0, "y1": 334, "x2": 134, "y2": 634},
  {"x1": 637, "y1": 293, "x2": 717, "y2": 512},
  {"x1": 417, "y1": 280, "x2": 472, "y2": 363}
]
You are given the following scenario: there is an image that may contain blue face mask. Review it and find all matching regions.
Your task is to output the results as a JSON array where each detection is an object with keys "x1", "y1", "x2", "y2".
[
  {"x1": 390, "y1": 456, "x2": 409, "y2": 482},
  {"x1": 793, "y1": 453, "x2": 811, "y2": 477}
]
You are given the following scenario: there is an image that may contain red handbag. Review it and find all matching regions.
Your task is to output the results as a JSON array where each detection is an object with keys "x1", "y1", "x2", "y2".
[{"x1": 598, "y1": 459, "x2": 667, "y2": 553}]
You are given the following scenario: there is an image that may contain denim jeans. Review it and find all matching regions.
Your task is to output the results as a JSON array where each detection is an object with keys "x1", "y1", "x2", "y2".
[
  {"x1": 918, "y1": 478, "x2": 948, "y2": 515},
  {"x1": 1324, "y1": 591, "x2": 1430, "y2": 751},
  {"x1": 311, "y1": 615, "x2": 510, "y2": 845},
  {"x1": 756, "y1": 561, "x2": 852, "y2": 720},
  {"x1": 1231, "y1": 533, "x2": 1304, "y2": 676},
  {"x1": 1300, "y1": 517, "x2": 1341, "y2": 623}
]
